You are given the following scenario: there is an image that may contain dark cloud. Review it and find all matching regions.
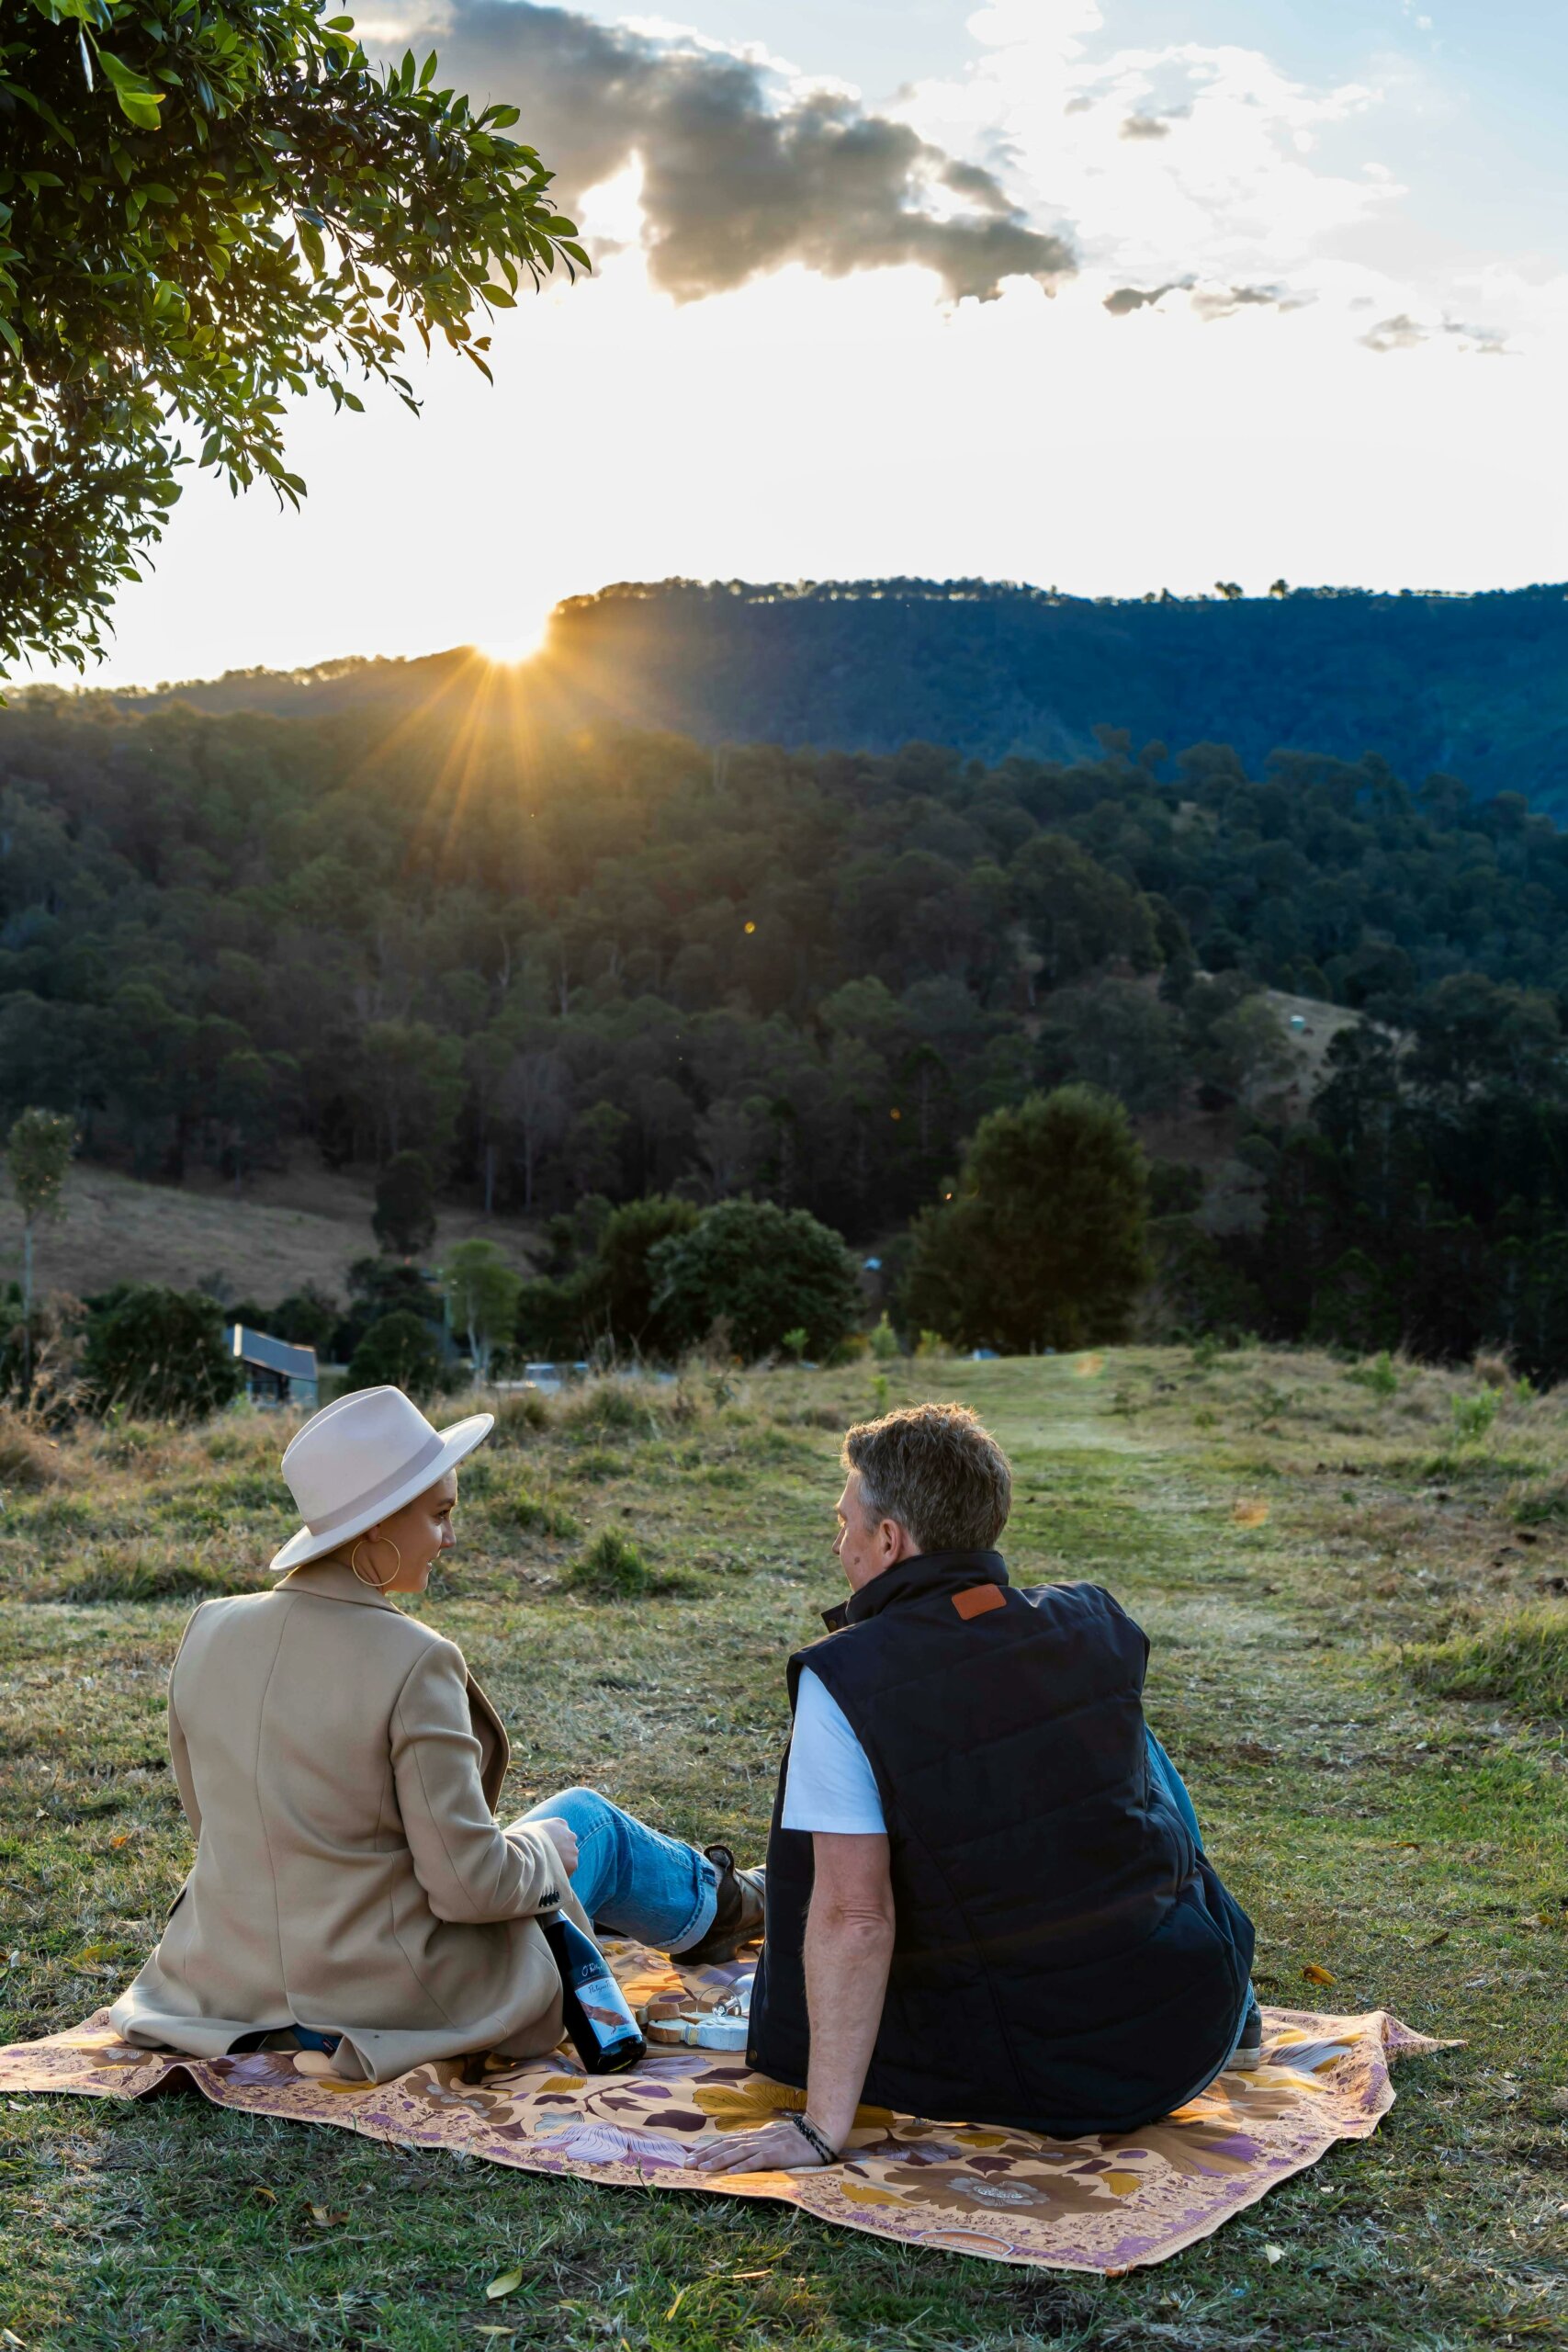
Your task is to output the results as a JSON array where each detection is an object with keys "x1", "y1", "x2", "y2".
[
  {"x1": 1119, "y1": 113, "x2": 1171, "y2": 140},
  {"x1": 1103, "y1": 282, "x2": 1182, "y2": 314},
  {"x1": 418, "y1": 1, "x2": 1073, "y2": 303},
  {"x1": 1105, "y1": 279, "x2": 1302, "y2": 322}
]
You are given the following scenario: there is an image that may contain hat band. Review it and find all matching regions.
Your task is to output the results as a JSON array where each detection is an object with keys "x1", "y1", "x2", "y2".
[{"x1": 304, "y1": 1430, "x2": 447, "y2": 1535}]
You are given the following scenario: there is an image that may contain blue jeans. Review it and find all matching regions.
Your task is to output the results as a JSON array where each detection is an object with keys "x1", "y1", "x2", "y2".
[
  {"x1": 1146, "y1": 1730, "x2": 1204, "y2": 1850},
  {"x1": 1147, "y1": 1730, "x2": 1259, "y2": 2065},
  {"x1": 516, "y1": 1788, "x2": 717, "y2": 1953}
]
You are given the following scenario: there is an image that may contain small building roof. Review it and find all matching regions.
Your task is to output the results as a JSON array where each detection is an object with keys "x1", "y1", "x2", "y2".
[{"x1": 228, "y1": 1324, "x2": 318, "y2": 1381}]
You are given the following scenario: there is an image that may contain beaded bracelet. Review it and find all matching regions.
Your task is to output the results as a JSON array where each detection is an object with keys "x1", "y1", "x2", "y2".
[{"x1": 790, "y1": 2113, "x2": 841, "y2": 2166}]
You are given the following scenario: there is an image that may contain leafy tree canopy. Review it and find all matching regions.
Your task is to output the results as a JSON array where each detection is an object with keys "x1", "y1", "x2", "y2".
[
  {"x1": 649, "y1": 1198, "x2": 863, "y2": 1362},
  {"x1": 345, "y1": 1306, "x2": 441, "y2": 1396},
  {"x1": 1, "y1": 0, "x2": 582, "y2": 674},
  {"x1": 80, "y1": 1280, "x2": 241, "y2": 1418},
  {"x1": 906, "y1": 1087, "x2": 1150, "y2": 1353}
]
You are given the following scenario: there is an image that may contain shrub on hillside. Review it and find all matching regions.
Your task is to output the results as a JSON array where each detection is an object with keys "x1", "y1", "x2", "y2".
[
  {"x1": 81, "y1": 1286, "x2": 242, "y2": 1422},
  {"x1": 906, "y1": 1089, "x2": 1149, "y2": 1354},
  {"x1": 345, "y1": 1311, "x2": 444, "y2": 1399},
  {"x1": 649, "y1": 1199, "x2": 863, "y2": 1362}
]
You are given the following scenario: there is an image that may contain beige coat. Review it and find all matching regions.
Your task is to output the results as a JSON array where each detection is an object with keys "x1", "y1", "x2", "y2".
[{"x1": 110, "y1": 1556, "x2": 592, "y2": 2084}]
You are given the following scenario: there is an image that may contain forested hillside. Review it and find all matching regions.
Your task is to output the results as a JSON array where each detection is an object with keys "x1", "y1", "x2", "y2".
[
  {"x1": 102, "y1": 577, "x2": 1568, "y2": 819},
  {"x1": 8, "y1": 684, "x2": 1568, "y2": 1368}
]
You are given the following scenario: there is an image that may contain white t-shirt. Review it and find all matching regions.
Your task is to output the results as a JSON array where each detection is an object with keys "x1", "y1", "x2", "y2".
[{"x1": 781, "y1": 1668, "x2": 887, "y2": 1834}]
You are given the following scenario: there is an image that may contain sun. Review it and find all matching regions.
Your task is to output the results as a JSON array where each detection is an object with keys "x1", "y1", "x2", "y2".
[{"x1": 475, "y1": 607, "x2": 553, "y2": 666}]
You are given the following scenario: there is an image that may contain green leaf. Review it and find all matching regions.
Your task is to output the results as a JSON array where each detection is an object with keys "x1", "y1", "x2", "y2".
[
  {"x1": 114, "y1": 88, "x2": 164, "y2": 130},
  {"x1": 297, "y1": 220, "x2": 325, "y2": 275},
  {"x1": 419, "y1": 50, "x2": 437, "y2": 88}
]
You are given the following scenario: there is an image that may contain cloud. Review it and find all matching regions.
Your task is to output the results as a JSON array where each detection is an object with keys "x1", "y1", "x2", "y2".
[
  {"x1": 408, "y1": 2, "x2": 1073, "y2": 303},
  {"x1": 1102, "y1": 278, "x2": 1302, "y2": 323},
  {"x1": 1359, "y1": 311, "x2": 1511, "y2": 355},
  {"x1": 1118, "y1": 113, "x2": 1171, "y2": 141}
]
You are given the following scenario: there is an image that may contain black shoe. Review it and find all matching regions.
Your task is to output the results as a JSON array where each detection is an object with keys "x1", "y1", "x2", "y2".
[
  {"x1": 679, "y1": 1843, "x2": 765, "y2": 1963},
  {"x1": 1229, "y1": 1990, "x2": 1264, "y2": 2073}
]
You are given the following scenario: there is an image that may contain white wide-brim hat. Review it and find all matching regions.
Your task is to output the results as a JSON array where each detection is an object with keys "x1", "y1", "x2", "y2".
[{"x1": 269, "y1": 1385, "x2": 494, "y2": 1575}]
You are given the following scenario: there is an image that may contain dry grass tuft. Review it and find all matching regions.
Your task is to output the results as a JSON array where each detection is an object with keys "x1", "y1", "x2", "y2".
[{"x1": 0, "y1": 1408, "x2": 65, "y2": 1490}]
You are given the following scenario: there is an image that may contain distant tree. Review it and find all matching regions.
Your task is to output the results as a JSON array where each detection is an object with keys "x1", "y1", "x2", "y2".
[
  {"x1": 81, "y1": 1284, "x2": 241, "y2": 1420},
  {"x1": 649, "y1": 1199, "x2": 863, "y2": 1361},
  {"x1": 5, "y1": 1108, "x2": 75, "y2": 1392},
  {"x1": 906, "y1": 1088, "x2": 1150, "y2": 1352},
  {"x1": 1036, "y1": 980, "x2": 1186, "y2": 1114},
  {"x1": 373, "y1": 1150, "x2": 436, "y2": 1258},
  {"x1": 566, "y1": 1101, "x2": 632, "y2": 1197},
  {"x1": 585, "y1": 1194, "x2": 701, "y2": 1353},
  {"x1": 2, "y1": 0, "x2": 582, "y2": 678},
  {"x1": 441, "y1": 1238, "x2": 523, "y2": 1375},
  {"x1": 360, "y1": 1024, "x2": 465, "y2": 1162},
  {"x1": 514, "y1": 1273, "x2": 591, "y2": 1361},
  {"x1": 346, "y1": 1309, "x2": 444, "y2": 1398},
  {"x1": 337, "y1": 1256, "x2": 442, "y2": 1361},
  {"x1": 265, "y1": 1286, "x2": 340, "y2": 1357},
  {"x1": 1008, "y1": 835, "x2": 1160, "y2": 986}
]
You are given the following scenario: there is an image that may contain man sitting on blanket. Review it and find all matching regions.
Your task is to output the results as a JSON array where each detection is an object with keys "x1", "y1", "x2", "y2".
[{"x1": 698, "y1": 1401, "x2": 1259, "y2": 2177}]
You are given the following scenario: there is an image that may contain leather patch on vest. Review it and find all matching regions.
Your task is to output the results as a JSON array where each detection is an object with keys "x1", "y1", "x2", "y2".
[{"x1": 952, "y1": 1583, "x2": 1006, "y2": 1620}]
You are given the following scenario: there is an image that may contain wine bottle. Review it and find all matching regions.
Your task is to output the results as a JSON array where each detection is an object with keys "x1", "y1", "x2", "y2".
[{"x1": 541, "y1": 1913, "x2": 646, "y2": 2074}]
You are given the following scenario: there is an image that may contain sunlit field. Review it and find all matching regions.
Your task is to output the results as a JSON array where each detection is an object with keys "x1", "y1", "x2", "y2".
[{"x1": 2, "y1": 1348, "x2": 1565, "y2": 2351}]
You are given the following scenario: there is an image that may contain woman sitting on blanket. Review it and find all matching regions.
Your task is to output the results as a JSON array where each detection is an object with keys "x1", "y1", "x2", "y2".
[{"x1": 110, "y1": 1387, "x2": 763, "y2": 2086}]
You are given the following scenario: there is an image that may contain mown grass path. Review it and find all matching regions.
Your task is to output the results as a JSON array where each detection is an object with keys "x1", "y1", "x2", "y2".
[{"x1": 1, "y1": 1351, "x2": 1565, "y2": 2350}]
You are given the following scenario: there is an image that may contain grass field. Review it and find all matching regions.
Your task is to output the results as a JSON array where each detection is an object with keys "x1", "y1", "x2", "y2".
[{"x1": 1, "y1": 1347, "x2": 1565, "y2": 2351}]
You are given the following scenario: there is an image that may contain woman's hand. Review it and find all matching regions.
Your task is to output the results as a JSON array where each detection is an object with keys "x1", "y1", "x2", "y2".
[
  {"x1": 535, "y1": 1816, "x2": 579, "y2": 1877},
  {"x1": 690, "y1": 2119, "x2": 829, "y2": 2175}
]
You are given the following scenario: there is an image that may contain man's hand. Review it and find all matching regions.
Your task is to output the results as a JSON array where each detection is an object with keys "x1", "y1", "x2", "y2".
[
  {"x1": 534, "y1": 1816, "x2": 579, "y2": 1877},
  {"x1": 691, "y1": 2118, "x2": 828, "y2": 2175}
]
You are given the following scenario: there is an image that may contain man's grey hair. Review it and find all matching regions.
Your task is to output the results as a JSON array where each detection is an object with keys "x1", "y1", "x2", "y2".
[{"x1": 842, "y1": 1402, "x2": 1011, "y2": 1555}]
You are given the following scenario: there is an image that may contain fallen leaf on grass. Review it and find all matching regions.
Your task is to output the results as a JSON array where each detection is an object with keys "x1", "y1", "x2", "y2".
[
  {"x1": 3, "y1": 2329, "x2": 26, "y2": 2348},
  {"x1": 1262, "y1": 2244, "x2": 1285, "y2": 2265},
  {"x1": 1231, "y1": 1499, "x2": 1269, "y2": 1527},
  {"x1": 252, "y1": 2186, "x2": 276, "y2": 2204},
  {"x1": 108, "y1": 1834, "x2": 130, "y2": 1849},
  {"x1": 1302, "y1": 1963, "x2": 1336, "y2": 1986},
  {"x1": 1423, "y1": 1930, "x2": 1450, "y2": 1950},
  {"x1": 309, "y1": 2203, "x2": 347, "y2": 2226},
  {"x1": 485, "y1": 2267, "x2": 524, "y2": 2301}
]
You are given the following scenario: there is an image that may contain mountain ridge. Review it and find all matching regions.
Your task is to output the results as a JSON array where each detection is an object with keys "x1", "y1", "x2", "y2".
[{"x1": 37, "y1": 574, "x2": 1568, "y2": 816}]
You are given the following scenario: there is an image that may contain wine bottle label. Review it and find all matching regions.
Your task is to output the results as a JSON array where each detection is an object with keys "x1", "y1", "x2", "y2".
[{"x1": 571, "y1": 1965, "x2": 638, "y2": 2048}]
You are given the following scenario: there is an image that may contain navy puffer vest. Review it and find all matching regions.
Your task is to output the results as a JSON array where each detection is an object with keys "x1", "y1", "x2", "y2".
[{"x1": 747, "y1": 1550, "x2": 1254, "y2": 2137}]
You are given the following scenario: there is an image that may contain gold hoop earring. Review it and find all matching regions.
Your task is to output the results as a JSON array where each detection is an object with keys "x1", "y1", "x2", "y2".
[{"x1": 349, "y1": 1534, "x2": 401, "y2": 1591}]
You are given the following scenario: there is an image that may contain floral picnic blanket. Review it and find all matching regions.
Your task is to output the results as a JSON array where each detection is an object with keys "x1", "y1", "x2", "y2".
[{"x1": 0, "y1": 1943, "x2": 1445, "y2": 2273}]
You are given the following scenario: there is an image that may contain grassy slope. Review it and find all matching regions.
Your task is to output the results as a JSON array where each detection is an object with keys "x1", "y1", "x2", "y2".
[
  {"x1": 0, "y1": 1351, "x2": 1564, "y2": 2352},
  {"x1": 0, "y1": 1163, "x2": 535, "y2": 1312}
]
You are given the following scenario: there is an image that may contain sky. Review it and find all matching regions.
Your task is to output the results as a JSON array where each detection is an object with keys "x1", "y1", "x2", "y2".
[{"x1": 40, "y1": 0, "x2": 1568, "y2": 687}]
